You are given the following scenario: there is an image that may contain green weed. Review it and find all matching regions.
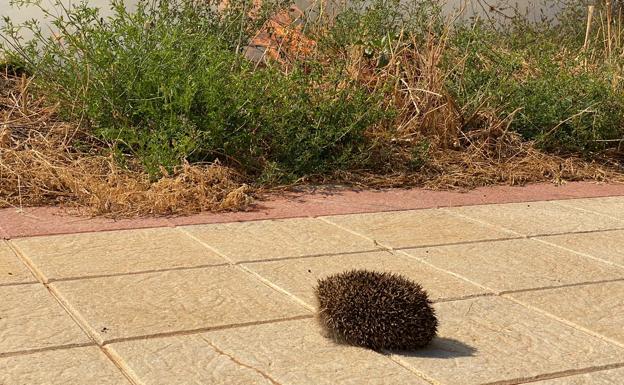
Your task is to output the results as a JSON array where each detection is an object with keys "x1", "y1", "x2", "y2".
[{"x1": 1, "y1": 0, "x2": 389, "y2": 179}]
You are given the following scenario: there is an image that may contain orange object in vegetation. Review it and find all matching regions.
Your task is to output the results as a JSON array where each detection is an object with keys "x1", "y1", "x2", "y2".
[{"x1": 243, "y1": 4, "x2": 317, "y2": 64}]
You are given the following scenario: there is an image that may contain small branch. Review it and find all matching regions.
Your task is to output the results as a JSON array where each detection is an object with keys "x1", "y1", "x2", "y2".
[{"x1": 583, "y1": 5, "x2": 595, "y2": 51}]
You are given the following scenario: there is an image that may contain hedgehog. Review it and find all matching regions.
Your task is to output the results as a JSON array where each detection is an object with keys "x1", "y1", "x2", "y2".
[{"x1": 315, "y1": 269, "x2": 438, "y2": 351}]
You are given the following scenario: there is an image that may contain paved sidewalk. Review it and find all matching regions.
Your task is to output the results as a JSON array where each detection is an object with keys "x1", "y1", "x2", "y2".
[{"x1": 2, "y1": 194, "x2": 624, "y2": 384}]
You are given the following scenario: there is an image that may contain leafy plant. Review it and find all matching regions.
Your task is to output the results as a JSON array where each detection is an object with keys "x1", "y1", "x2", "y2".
[
  {"x1": 1, "y1": 0, "x2": 387, "y2": 179},
  {"x1": 445, "y1": 15, "x2": 624, "y2": 154}
]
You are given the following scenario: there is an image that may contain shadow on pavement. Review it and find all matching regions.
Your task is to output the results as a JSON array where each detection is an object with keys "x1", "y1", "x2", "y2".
[{"x1": 389, "y1": 337, "x2": 477, "y2": 359}]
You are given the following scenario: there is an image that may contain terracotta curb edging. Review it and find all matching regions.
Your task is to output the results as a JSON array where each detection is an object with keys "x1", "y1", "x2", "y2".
[{"x1": 2, "y1": 181, "x2": 624, "y2": 239}]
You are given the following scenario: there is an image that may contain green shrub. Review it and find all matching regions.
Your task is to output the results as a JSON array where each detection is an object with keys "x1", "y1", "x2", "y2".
[
  {"x1": 445, "y1": 19, "x2": 624, "y2": 154},
  {"x1": 1, "y1": 0, "x2": 387, "y2": 179},
  {"x1": 2, "y1": 0, "x2": 623, "y2": 185}
]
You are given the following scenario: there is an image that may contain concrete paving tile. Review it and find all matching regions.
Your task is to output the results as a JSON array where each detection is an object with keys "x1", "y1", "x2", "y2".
[
  {"x1": 556, "y1": 196, "x2": 624, "y2": 220},
  {"x1": 12, "y1": 228, "x2": 227, "y2": 282},
  {"x1": 509, "y1": 281, "x2": 624, "y2": 345},
  {"x1": 244, "y1": 251, "x2": 488, "y2": 307},
  {"x1": 530, "y1": 367, "x2": 624, "y2": 384},
  {"x1": 403, "y1": 239, "x2": 623, "y2": 293},
  {"x1": 0, "y1": 283, "x2": 91, "y2": 355},
  {"x1": 392, "y1": 296, "x2": 624, "y2": 385},
  {"x1": 0, "y1": 241, "x2": 35, "y2": 285},
  {"x1": 201, "y1": 319, "x2": 432, "y2": 385},
  {"x1": 182, "y1": 218, "x2": 375, "y2": 263},
  {"x1": 51, "y1": 266, "x2": 311, "y2": 344},
  {"x1": 538, "y1": 230, "x2": 624, "y2": 268},
  {"x1": 0, "y1": 346, "x2": 130, "y2": 385},
  {"x1": 448, "y1": 201, "x2": 624, "y2": 236},
  {"x1": 109, "y1": 334, "x2": 276, "y2": 385},
  {"x1": 322, "y1": 209, "x2": 514, "y2": 249}
]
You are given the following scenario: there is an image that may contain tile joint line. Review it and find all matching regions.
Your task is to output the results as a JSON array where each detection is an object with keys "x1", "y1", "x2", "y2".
[{"x1": 4, "y1": 240, "x2": 140, "y2": 385}]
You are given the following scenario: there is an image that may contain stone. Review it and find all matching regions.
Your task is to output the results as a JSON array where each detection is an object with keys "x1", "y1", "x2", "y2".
[
  {"x1": 529, "y1": 367, "x2": 624, "y2": 384},
  {"x1": 203, "y1": 319, "x2": 432, "y2": 384},
  {"x1": 0, "y1": 241, "x2": 35, "y2": 285},
  {"x1": 537, "y1": 230, "x2": 624, "y2": 268},
  {"x1": 556, "y1": 196, "x2": 624, "y2": 220},
  {"x1": 447, "y1": 201, "x2": 624, "y2": 236},
  {"x1": 109, "y1": 334, "x2": 276, "y2": 385},
  {"x1": 111, "y1": 320, "x2": 433, "y2": 384}
]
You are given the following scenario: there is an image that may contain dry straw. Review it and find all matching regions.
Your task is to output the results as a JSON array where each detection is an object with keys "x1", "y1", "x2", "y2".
[
  {"x1": 2, "y1": 6, "x2": 623, "y2": 217},
  {"x1": 0, "y1": 71, "x2": 253, "y2": 217},
  {"x1": 327, "y1": 23, "x2": 624, "y2": 190}
]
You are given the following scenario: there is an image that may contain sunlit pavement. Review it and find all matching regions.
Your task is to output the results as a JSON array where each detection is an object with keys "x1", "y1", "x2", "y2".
[{"x1": 2, "y1": 186, "x2": 624, "y2": 384}]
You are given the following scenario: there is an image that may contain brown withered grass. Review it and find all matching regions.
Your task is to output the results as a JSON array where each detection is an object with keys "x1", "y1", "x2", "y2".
[
  {"x1": 322, "y1": 25, "x2": 624, "y2": 189},
  {"x1": 1, "y1": 17, "x2": 623, "y2": 217},
  {"x1": 0, "y1": 71, "x2": 253, "y2": 217}
]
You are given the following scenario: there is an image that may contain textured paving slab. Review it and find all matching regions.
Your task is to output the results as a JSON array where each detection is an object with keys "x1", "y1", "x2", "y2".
[
  {"x1": 530, "y1": 367, "x2": 624, "y2": 384},
  {"x1": 51, "y1": 266, "x2": 311, "y2": 343},
  {"x1": 5, "y1": 195, "x2": 624, "y2": 385},
  {"x1": 392, "y1": 296, "x2": 624, "y2": 385},
  {"x1": 109, "y1": 319, "x2": 430, "y2": 385},
  {"x1": 182, "y1": 218, "x2": 375, "y2": 262},
  {"x1": 557, "y1": 196, "x2": 624, "y2": 220},
  {"x1": 403, "y1": 239, "x2": 623, "y2": 293},
  {"x1": 244, "y1": 251, "x2": 488, "y2": 307},
  {"x1": 538, "y1": 230, "x2": 624, "y2": 268},
  {"x1": 0, "y1": 283, "x2": 91, "y2": 355},
  {"x1": 0, "y1": 241, "x2": 35, "y2": 286},
  {"x1": 448, "y1": 201, "x2": 624, "y2": 236},
  {"x1": 509, "y1": 281, "x2": 624, "y2": 345},
  {"x1": 0, "y1": 346, "x2": 130, "y2": 385},
  {"x1": 322, "y1": 209, "x2": 514, "y2": 249},
  {"x1": 109, "y1": 334, "x2": 274, "y2": 385},
  {"x1": 12, "y1": 228, "x2": 227, "y2": 281},
  {"x1": 202, "y1": 319, "x2": 431, "y2": 385}
]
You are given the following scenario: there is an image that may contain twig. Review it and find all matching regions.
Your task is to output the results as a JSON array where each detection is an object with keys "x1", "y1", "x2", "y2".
[
  {"x1": 607, "y1": 0, "x2": 613, "y2": 58},
  {"x1": 538, "y1": 107, "x2": 595, "y2": 142},
  {"x1": 584, "y1": 5, "x2": 595, "y2": 51}
]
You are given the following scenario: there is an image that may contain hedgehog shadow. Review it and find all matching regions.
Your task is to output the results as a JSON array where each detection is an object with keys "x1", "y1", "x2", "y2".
[{"x1": 387, "y1": 337, "x2": 477, "y2": 359}]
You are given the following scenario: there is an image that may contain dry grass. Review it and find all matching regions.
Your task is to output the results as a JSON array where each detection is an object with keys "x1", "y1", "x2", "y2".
[
  {"x1": 0, "y1": 71, "x2": 253, "y2": 217},
  {"x1": 2, "y1": 14, "x2": 623, "y2": 218},
  {"x1": 322, "y1": 24, "x2": 624, "y2": 190},
  {"x1": 339, "y1": 138, "x2": 624, "y2": 190}
]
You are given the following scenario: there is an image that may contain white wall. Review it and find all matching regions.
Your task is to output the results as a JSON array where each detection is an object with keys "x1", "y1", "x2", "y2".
[
  {"x1": 0, "y1": 0, "x2": 569, "y2": 40},
  {"x1": 443, "y1": 0, "x2": 568, "y2": 23}
]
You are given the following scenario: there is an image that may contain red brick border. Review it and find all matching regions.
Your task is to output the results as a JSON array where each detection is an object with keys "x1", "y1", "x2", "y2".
[{"x1": 2, "y1": 181, "x2": 624, "y2": 239}]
